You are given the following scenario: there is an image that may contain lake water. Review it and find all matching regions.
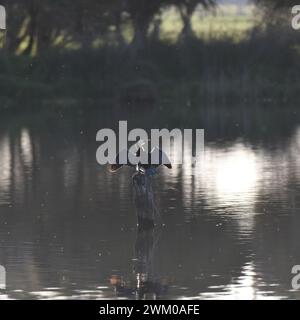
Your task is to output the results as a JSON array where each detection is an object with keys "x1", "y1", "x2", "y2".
[{"x1": 0, "y1": 105, "x2": 300, "y2": 300}]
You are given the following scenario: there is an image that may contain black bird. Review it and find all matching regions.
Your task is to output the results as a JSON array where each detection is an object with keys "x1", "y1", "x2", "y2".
[{"x1": 109, "y1": 141, "x2": 172, "y2": 176}]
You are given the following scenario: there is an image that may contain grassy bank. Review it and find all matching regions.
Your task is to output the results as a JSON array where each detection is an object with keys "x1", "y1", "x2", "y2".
[{"x1": 0, "y1": 30, "x2": 300, "y2": 111}]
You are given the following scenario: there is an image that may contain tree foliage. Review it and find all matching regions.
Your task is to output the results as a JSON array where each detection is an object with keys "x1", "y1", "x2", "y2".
[{"x1": 1, "y1": 0, "x2": 215, "y2": 55}]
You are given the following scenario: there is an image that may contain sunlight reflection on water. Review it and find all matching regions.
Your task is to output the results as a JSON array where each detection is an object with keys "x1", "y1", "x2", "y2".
[{"x1": 0, "y1": 117, "x2": 300, "y2": 300}]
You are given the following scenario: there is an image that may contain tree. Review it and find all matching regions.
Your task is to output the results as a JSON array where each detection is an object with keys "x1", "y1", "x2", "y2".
[
  {"x1": 253, "y1": 0, "x2": 296, "y2": 25},
  {"x1": 173, "y1": 0, "x2": 215, "y2": 41},
  {"x1": 123, "y1": 0, "x2": 167, "y2": 50},
  {"x1": 1, "y1": 0, "x2": 216, "y2": 55}
]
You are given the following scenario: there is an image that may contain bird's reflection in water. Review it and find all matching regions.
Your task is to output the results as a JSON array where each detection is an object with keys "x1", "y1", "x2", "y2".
[
  {"x1": 111, "y1": 227, "x2": 167, "y2": 299},
  {"x1": 110, "y1": 172, "x2": 168, "y2": 299},
  {"x1": 132, "y1": 171, "x2": 162, "y2": 230}
]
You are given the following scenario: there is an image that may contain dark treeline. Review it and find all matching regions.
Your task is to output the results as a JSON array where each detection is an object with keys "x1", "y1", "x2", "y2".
[
  {"x1": 0, "y1": 0, "x2": 299, "y2": 109},
  {"x1": 1, "y1": 0, "x2": 214, "y2": 54}
]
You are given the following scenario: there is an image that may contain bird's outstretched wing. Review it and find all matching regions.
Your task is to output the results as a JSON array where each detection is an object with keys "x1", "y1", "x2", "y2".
[
  {"x1": 108, "y1": 145, "x2": 172, "y2": 172},
  {"x1": 150, "y1": 146, "x2": 172, "y2": 169},
  {"x1": 108, "y1": 149, "x2": 133, "y2": 172}
]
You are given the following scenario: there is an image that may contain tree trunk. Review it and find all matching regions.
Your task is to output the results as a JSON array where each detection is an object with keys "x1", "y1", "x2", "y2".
[
  {"x1": 131, "y1": 17, "x2": 149, "y2": 52},
  {"x1": 179, "y1": 12, "x2": 194, "y2": 42},
  {"x1": 23, "y1": 18, "x2": 36, "y2": 55},
  {"x1": 37, "y1": 22, "x2": 52, "y2": 53},
  {"x1": 23, "y1": 2, "x2": 38, "y2": 55},
  {"x1": 150, "y1": 17, "x2": 161, "y2": 42}
]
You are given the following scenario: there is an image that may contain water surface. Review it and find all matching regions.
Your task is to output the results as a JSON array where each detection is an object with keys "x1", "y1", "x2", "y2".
[{"x1": 0, "y1": 106, "x2": 300, "y2": 300}]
